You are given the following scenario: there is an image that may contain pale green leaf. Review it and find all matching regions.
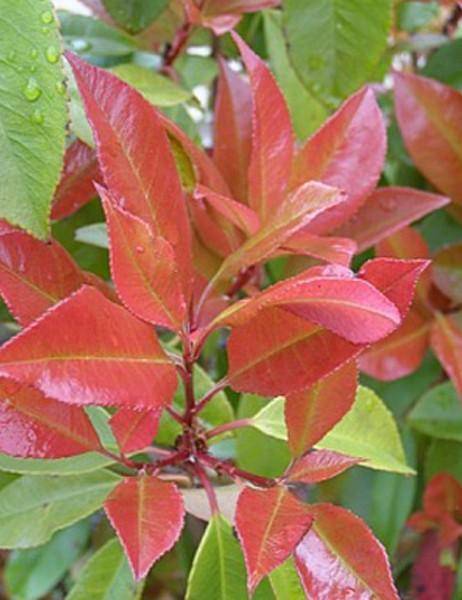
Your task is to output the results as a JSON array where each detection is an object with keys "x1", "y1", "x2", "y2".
[
  {"x1": 67, "y1": 538, "x2": 143, "y2": 600},
  {"x1": 5, "y1": 521, "x2": 91, "y2": 600},
  {"x1": 408, "y1": 382, "x2": 462, "y2": 442},
  {"x1": 102, "y1": 0, "x2": 168, "y2": 34},
  {"x1": 75, "y1": 223, "x2": 109, "y2": 249},
  {"x1": 0, "y1": 453, "x2": 114, "y2": 476},
  {"x1": 269, "y1": 558, "x2": 305, "y2": 599},
  {"x1": 397, "y1": 1, "x2": 439, "y2": 33},
  {"x1": 316, "y1": 386, "x2": 414, "y2": 474},
  {"x1": 0, "y1": 471, "x2": 120, "y2": 548},
  {"x1": 186, "y1": 514, "x2": 248, "y2": 600},
  {"x1": 283, "y1": 0, "x2": 393, "y2": 104},
  {"x1": 0, "y1": 0, "x2": 67, "y2": 237},
  {"x1": 250, "y1": 396, "x2": 286, "y2": 440}
]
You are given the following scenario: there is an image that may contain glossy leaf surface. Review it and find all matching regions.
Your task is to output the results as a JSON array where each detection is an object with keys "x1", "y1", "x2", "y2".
[
  {"x1": 408, "y1": 381, "x2": 462, "y2": 442},
  {"x1": 104, "y1": 475, "x2": 184, "y2": 580},
  {"x1": 285, "y1": 450, "x2": 360, "y2": 483},
  {"x1": 0, "y1": 286, "x2": 177, "y2": 410},
  {"x1": 110, "y1": 408, "x2": 161, "y2": 454}
]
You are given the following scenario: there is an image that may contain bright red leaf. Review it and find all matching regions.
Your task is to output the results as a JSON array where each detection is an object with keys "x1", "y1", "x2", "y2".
[
  {"x1": 285, "y1": 361, "x2": 358, "y2": 455},
  {"x1": 431, "y1": 312, "x2": 462, "y2": 398},
  {"x1": 290, "y1": 87, "x2": 386, "y2": 234},
  {"x1": 394, "y1": 71, "x2": 462, "y2": 205},
  {"x1": 0, "y1": 377, "x2": 102, "y2": 458},
  {"x1": 235, "y1": 485, "x2": 313, "y2": 593},
  {"x1": 100, "y1": 186, "x2": 186, "y2": 332},
  {"x1": 295, "y1": 503, "x2": 399, "y2": 600},
  {"x1": 110, "y1": 408, "x2": 162, "y2": 455},
  {"x1": 52, "y1": 140, "x2": 100, "y2": 221},
  {"x1": 285, "y1": 450, "x2": 360, "y2": 484},
  {"x1": 105, "y1": 475, "x2": 185, "y2": 580},
  {"x1": 281, "y1": 231, "x2": 357, "y2": 267},
  {"x1": 0, "y1": 286, "x2": 178, "y2": 410}
]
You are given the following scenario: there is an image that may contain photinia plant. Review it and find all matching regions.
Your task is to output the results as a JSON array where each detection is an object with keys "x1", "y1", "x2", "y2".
[{"x1": 0, "y1": 26, "x2": 444, "y2": 596}]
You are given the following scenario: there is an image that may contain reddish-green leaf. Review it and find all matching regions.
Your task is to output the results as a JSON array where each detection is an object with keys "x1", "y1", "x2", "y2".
[
  {"x1": 360, "y1": 308, "x2": 430, "y2": 380},
  {"x1": 66, "y1": 53, "x2": 192, "y2": 295},
  {"x1": 285, "y1": 361, "x2": 358, "y2": 456},
  {"x1": 411, "y1": 531, "x2": 456, "y2": 600},
  {"x1": 110, "y1": 408, "x2": 161, "y2": 454},
  {"x1": 433, "y1": 243, "x2": 462, "y2": 304},
  {"x1": 281, "y1": 231, "x2": 356, "y2": 267},
  {"x1": 232, "y1": 32, "x2": 294, "y2": 222},
  {"x1": 104, "y1": 475, "x2": 185, "y2": 580},
  {"x1": 285, "y1": 450, "x2": 360, "y2": 484},
  {"x1": 431, "y1": 312, "x2": 462, "y2": 398},
  {"x1": 335, "y1": 187, "x2": 449, "y2": 252},
  {"x1": 0, "y1": 377, "x2": 102, "y2": 458},
  {"x1": 0, "y1": 231, "x2": 85, "y2": 327},
  {"x1": 0, "y1": 286, "x2": 177, "y2": 410},
  {"x1": 235, "y1": 486, "x2": 313, "y2": 593},
  {"x1": 295, "y1": 504, "x2": 399, "y2": 600},
  {"x1": 376, "y1": 227, "x2": 430, "y2": 260},
  {"x1": 52, "y1": 140, "x2": 100, "y2": 221},
  {"x1": 213, "y1": 58, "x2": 252, "y2": 203},
  {"x1": 100, "y1": 186, "x2": 186, "y2": 331},
  {"x1": 290, "y1": 87, "x2": 386, "y2": 234},
  {"x1": 227, "y1": 307, "x2": 361, "y2": 396},
  {"x1": 394, "y1": 71, "x2": 462, "y2": 205}
]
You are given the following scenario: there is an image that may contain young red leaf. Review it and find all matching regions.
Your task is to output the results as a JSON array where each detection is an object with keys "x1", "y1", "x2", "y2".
[
  {"x1": 431, "y1": 312, "x2": 462, "y2": 398},
  {"x1": 411, "y1": 531, "x2": 456, "y2": 600},
  {"x1": 0, "y1": 377, "x2": 102, "y2": 458},
  {"x1": 51, "y1": 140, "x2": 100, "y2": 221},
  {"x1": 235, "y1": 485, "x2": 313, "y2": 593},
  {"x1": 295, "y1": 504, "x2": 399, "y2": 600},
  {"x1": 335, "y1": 187, "x2": 449, "y2": 252},
  {"x1": 227, "y1": 307, "x2": 361, "y2": 396},
  {"x1": 394, "y1": 71, "x2": 462, "y2": 205},
  {"x1": 376, "y1": 227, "x2": 430, "y2": 260},
  {"x1": 433, "y1": 243, "x2": 462, "y2": 304},
  {"x1": 66, "y1": 53, "x2": 192, "y2": 295},
  {"x1": 290, "y1": 87, "x2": 386, "y2": 234},
  {"x1": 0, "y1": 231, "x2": 85, "y2": 327},
  {"x1": 281, "y1": 231, "x2": 357, "y2": 267},
  {"x1": 100, "y1": 186, "x2": 186, "y2": 332},
  {"x1": 213, "y1": 58, "x2": 252, "y2": 203},
  {"x1": 360, "y1": 308, "x2": 430, "y2": 380},
  {"x1": 104, "y1": 475, "x2": 185, "y2": 580},
  {"x1": 110, "y1": 408, "x2": 162, "y2": 455},
  {"x1": 285, "y1": 361, "x2": 358, "y2": 456},
  {"x1": 0, "y1": 286, "x2": 177, "y2": 410},
  {"x1": 231, "y1": 32, "x2": 294, "y2": 222},
  {"x1": 285, "y1": 450, "x2": 360, "y2": 484}
]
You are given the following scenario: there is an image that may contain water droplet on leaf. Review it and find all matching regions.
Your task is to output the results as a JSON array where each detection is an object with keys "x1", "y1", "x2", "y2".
[
  {"x1": 45, "y1": 45, "x2": 59, "y2": 64},
  {"x1": 30, "y1": 109, "x2": 44, "y2": 125},
  {"x1": 379, "y1": 196, "x2": 397, "y2": 212},
  {"x1": 23, "y1": 78, "x2": 41, "y2": 102},
  {"x1": 30, "y1": 49, "x2": 38, "y2": 59},
  {"x1": 55, "y1": 81, "x2": 66, "y2": 95},
  {"x1": 135, "y1": 245, "x2": 145, "y2": 254},
  {"x1": 40, "y1": 10, "x2": 53, "y2": 24}
]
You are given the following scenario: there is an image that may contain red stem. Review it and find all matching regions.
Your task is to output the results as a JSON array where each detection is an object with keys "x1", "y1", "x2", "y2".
[
  {"x1": 166, "y1": 405, "x2": 187, "y2": 425},
  {"x1": 195, "y1": 460, "x2": 219, "y2": 515},
  {"x1": 193, "y1": 379, "x2": 228, "y2": 416},
  {"x1": 206, "y1": 418, "x2": 252, "y2": 439},
  {"x1": 199, "y1": 453, "x2": 276, "y2": 488}
]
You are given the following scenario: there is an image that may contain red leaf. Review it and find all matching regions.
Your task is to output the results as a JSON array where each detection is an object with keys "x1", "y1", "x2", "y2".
[
  {"x1": 0, "y1": 231, "x2": 85, "y2": 327},
  {"x1": 431, "y1": 312, "x2": 462, "y2": 398},
  {"x1": 291, "y1": 87, "x2": 386, "y2": 234},
  {"x1": 51, "y1": 140, "x2": 100, "y2": 221},
  {"x1": 359, "y1": 257, "x2": 430, "y2": 317},
  {"x1": 376, "y1": 227, "x2": 430, "y2": 260},
  {"x1": 0, "y1": 377, "x2": 102, "y2": 458},
  {"x1": 394, "y1": 71, "x2": 462, "y2": 205},
  {"x1": 0, "y1": 286, "x2": 177, "y2": 410},
  {"x1": 411, "y1": 531, "x2": 456, "y2": 600},
  {"x1": 295, "y1": 504, "x2": 399, "y2": 600},
  {"x1": 360, "y1": 308, "x2": 430, "y2": 380},
  {"x1": 235, "y1": 486, "x2": 313, "y2": 593},
  {"x1": 281, "y1": 231, "x2": 357, "y2": 267},
  {"x1": 285, "y1": 361, "x2": 358, "y2": 455},
  {"x1": 105, "y1": 475, "x2": 184, "y2": 580},
  {"x1": 110, "y1": 408, "x2": 161, "y2": 454},
  {"x1": 66, "y1": 53, "x2": 192, "y2": 296},
  {"x1": 231, "y1": 32, "x2": 294, "y2": 222},
  {"x1": 100, "y1": 186, "x2": 186, "y2": 331},
  {"x1": 213, "y1": 58, "x2": 252, "y2": 203},
  {"x1": 335, "y1": 187, "x2": 449, "y2": 252},
  {"x1": 433, "y1": 243, "x2": 462, "y2": 304},
  {"x1": 286, "y1": 450, "x2": 360, "y2": 484},
  {"x1": 227, "y1": 307, "x2": 361, "y2": 396}
]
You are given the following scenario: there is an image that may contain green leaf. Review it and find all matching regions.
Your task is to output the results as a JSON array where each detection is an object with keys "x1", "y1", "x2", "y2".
[
  {"x1": 263, "y1": 10, "x2": 327, "y2": 139},
  {"x1": 418, "y1": 210, "x2": 462, "y2": 253},
  {"x1": 397, "y1": 1, "x2": 439, "y2": 33},
  {"x1": 111, "y1": 64, "x2": 191, "y2": 107},
  {"x1": 0, "y1": 0, "x2": 67, "y2": 238},
  {"x1": 0, "y1": 453, "x2": 114, "y2": 476},
  {"x1": 75, "y1": 223, "x2": 109, "y2": 249},
  {"x1": 283, "y1": 0, "x2": 392, "y2": 104},
  {"x1": 155, "y1": 365, "x2": 234, "y2": 446},
  {"x1": 186, "y1": 514, "x2": 248, "y2": 599},
  {"x1": 67, "y1": 538, "x2": 143, "y2": 600},
  {"x1": 268, "y1": 558, "x2": 305, "y2": 599},
  {"x1": 250, "y1": 396, "x2": 286, "y2": 440},
  {"x1": 0, "y1": 471, "x2": 120, "y2": 548},
  {"x1": 58, "y1": 11, "x2": 136, "y2": 57},
  {"x1": 86, "y1": 406, "x2": 119, "y2": 452},
  {"x1": 422, "y1": 39, "x2": 462, "y2": 89},
  {"x1": 408, "y1": 382, "x2": 462, "y2": 442},
  {"x1": 425, "y1": 439, "x2": 462, "y2": 483},
  {"x1": 5, "y1": 521, "x2": 91, "y2": 600},
  {"x1": 316, "y1": 386, "x2": 414, "y2": 474},
  {"x1": 64, "y1": 59, "x2": 94, "y2": 147},
  {"x1": 102, "y1": 0, "x2": 168, "y2": 34}
]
